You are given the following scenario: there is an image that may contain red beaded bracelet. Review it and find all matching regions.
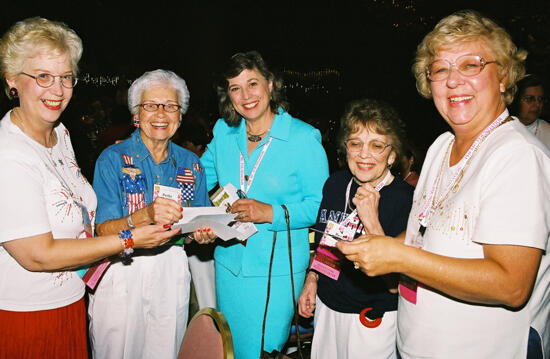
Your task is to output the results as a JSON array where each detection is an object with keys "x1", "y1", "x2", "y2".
[{"x1": 119, "y1": 229, "x2": 134, "y2": 257}]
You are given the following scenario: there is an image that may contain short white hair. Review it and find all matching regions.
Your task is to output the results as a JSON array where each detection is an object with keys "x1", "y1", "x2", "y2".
[{"x1": 128, "y1": 69, "x2": 190, "y2": 115}]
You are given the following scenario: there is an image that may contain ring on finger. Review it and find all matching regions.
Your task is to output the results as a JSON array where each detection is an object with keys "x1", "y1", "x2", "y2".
[{"x1": 353, "y1": 262, "x2": 360, "y2": 269}]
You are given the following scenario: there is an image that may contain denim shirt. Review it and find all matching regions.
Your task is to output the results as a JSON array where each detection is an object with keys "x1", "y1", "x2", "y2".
[{"x1": 93, "y1": 129, "x2": 209, "y2": 224}]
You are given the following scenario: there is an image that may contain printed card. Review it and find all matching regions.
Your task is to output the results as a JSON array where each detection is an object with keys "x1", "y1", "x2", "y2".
[{"x1": 153, "y1": 184, "x2": 182, "y2": 203}]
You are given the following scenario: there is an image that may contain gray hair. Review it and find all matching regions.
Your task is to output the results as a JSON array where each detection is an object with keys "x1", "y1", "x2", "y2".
[{"x1": 128, "y1": 69, "x2": 190, "y2": 116}]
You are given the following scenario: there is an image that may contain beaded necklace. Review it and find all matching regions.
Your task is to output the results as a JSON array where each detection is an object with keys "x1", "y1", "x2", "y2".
[{"x1": 418, "y1": 112, "x2": 513, "y2": 235}]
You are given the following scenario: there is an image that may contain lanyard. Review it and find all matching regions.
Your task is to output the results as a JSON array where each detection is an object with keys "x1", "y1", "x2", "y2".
[
  {"x1": 418, "y1": 110, "x2": 509, "y2": 229},
  {"x1": 341, "y1": 169, "x2": 392, "y2": 228},
  {"x1": 239, "y1": 137, "x2": 273, "y2": 195}
]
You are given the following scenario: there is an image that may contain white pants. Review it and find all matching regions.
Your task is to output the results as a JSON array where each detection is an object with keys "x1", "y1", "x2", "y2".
[
  {"x1": 187, "y1": 251, "x2": 216, "y2": 309},
  {"x1": 88, "y1": 246, "x2": 191, "y2": 359},
  {"x1": 311, "y1": 296, "x2": 397, "y2": 359}
]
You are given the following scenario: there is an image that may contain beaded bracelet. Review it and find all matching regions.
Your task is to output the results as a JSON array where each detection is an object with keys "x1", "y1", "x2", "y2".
[{"x1": 119, "y1": 229, "x2": 134, "y2": 258}]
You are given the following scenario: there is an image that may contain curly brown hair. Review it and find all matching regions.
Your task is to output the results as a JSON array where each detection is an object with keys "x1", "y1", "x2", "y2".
[
  {"x1": 337, "y1": 98, "x2": 407, "y2": 161},
  {"x1": 216, "y1": 51, "x2": 288, "y2": 126}
]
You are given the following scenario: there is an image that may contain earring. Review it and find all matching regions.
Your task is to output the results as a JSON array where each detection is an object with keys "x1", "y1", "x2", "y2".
[
  {"x1": 133, "y1": 117, "x2": 140, "y2": 128},
  {"x1": 9, "y1": 87, "x2": 18, "y2": 98}
]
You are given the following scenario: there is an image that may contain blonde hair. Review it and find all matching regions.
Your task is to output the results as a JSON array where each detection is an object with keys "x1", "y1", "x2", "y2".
[
  {"x1": 0, "y1": 17, "x2": 83, "y2": 99},
  {"x1": 413, "y1": 10, "x2": 527, "y2": 104}
]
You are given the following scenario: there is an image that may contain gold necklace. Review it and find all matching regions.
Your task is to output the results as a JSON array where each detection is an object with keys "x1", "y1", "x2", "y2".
[{"x1": 13, "y1": 109, "x2": 59, "y2": 166}]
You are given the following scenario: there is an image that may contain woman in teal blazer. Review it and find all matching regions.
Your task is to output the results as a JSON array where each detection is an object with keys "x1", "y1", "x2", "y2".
[{"x1": 201, "y1": 51, "x2": 328, "y2": 359}]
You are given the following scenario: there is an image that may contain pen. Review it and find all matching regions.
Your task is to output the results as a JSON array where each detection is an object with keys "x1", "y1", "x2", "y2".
[{"x1": 236, "y1": 189, "x2": 247, "y2": 199}]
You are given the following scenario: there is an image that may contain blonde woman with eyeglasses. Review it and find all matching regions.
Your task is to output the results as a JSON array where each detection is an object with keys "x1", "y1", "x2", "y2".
[
  {"x1": 0, "y1": 18, "x2": 179, "y2": 359},
  {"x1": 298, "y1": 98, "x2": 413, "y2": 359},
  {"x1": 338, "y1": 10, "x2": 550, "y2": 358}
]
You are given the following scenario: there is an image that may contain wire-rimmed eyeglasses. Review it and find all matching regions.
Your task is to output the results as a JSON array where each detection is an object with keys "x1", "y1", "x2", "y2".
[
  {"x1": 345, "y1": 139, "x2": 392, "y2": 155},
  {"x1": 20, "y1": 72, "x2": 78, "y2": 88},
  {"x1": 426, "y1": 55, "x2": 499, "y2": 82}
]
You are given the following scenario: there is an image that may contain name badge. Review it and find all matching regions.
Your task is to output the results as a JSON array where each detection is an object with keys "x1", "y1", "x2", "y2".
[
  {"x1": 310, "y1": 220, "x2": 355, "y2": 280},
  {"x1": 153, "y1": 184, "x2": 183, "y2": 203},
  {"x1": 399, "y1": 225, "x2": 424, "y2": 304}
]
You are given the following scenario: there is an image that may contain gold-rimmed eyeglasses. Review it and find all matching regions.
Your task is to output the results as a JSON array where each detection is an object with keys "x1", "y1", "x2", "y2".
[
  {"x1": 137, "y1": 103, "x2": 182, "y2": 113},
  {"x1": 20, "y1": 72, "x2": 77, "y2": 88},
  {"x1": 345, "y1": 139, "x2": 392, "y2": 155},
  {"x1": 426, "y1": 55, "x2": 499, "y2": 82}
]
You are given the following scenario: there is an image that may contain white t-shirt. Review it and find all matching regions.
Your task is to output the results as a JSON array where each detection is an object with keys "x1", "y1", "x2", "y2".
[
  {"x1": 524, "y1": 118, "x2": 550, "y2": 150},
  {"x1": 0, "y1": 111, "x2": 97, "y2": 311},
  {"x1": 398, "y1": 117, "x2": 550, "y2": 358}
]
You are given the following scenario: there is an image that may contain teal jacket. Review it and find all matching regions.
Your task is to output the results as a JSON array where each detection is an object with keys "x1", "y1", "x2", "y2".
[{"x1": 201, "y1": 109, "x2": 329, "y2": 277}]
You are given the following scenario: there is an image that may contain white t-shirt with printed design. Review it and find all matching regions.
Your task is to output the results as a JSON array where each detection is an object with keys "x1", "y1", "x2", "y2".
[
  {"x1": 0, "y1": 111, "x2": 97, "y2": 311},
  {"x1": 397, "y1": 118, "x2": 550, "y2": 358}
]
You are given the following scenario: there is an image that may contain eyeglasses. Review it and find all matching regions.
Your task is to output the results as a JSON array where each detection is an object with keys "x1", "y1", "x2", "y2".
[
  {"x1": 137, "y1": 103, "x2": 181, "y2": 113},
  {"x1": 345, "y1": 139, "x2": 392, "y2": 155},
  {"x1": 426, "y1": 55, "x2": 499, "y2": 82},
  {"x1": 20, "y1": 72, "x2": 77, "y2": 88},
  {"x1": 521, "y1": 95, "x2": 546, "y2": 104}
]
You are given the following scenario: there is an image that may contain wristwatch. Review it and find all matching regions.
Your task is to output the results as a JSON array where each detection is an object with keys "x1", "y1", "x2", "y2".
[{"x1": 126, "y1": 214, "x2": 136, "y2": 229}]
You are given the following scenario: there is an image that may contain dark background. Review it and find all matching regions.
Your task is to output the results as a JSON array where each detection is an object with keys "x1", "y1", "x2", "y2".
[{"x1": 1, "y1": 0, "x2": 549, "y2": 173}]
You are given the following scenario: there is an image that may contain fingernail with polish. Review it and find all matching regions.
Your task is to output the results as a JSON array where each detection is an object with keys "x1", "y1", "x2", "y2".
[
  {"x1": 198, "y1": 229, "x2": 202, "y2": 232},
  {"x1": 163, "y1": 224, "x2": 171, "y2": 229}
]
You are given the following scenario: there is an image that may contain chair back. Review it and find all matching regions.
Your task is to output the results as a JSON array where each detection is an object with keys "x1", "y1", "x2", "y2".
[{"x1": 178, "y1": 307, "x2": 234, "y2": 359}]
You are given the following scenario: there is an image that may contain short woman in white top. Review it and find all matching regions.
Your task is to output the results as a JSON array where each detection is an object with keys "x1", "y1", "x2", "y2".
[
  {"x1": 338, "y1": 10, "x2": 550, "y2": 358},
  {"x1": 511, "y1": 74, "x2": 550, "y2": 149},
  {"x1": 0, "y1": 17, "x2": 180, "y2": 358}
]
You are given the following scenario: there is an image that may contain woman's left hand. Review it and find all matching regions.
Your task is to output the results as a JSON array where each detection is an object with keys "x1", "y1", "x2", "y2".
[
  {"x1": 187, "y1": 227, "x2": 217, "y2": 244},
  {"x1": 352, "y1": 184, "x2": 384, "y2": 235},
  {"x1": 231, "y1": 198, "x2": 273, "y2": 224}
]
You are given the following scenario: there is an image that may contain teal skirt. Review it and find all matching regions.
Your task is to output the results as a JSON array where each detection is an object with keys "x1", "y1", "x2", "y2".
[{"x1": 216, "y1": 262, "x2": 306, "y2": 359}]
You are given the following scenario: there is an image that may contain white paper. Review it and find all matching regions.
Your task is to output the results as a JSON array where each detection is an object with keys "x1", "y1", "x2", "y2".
[
  {"x1": 209, "y1": 183, "x2": 258, "y2": 241},
  {"x1": 173, "y1": 207, "x2": 241, "y2": 241}
]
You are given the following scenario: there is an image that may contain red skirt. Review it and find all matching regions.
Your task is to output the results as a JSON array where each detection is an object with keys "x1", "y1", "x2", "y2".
[{"x1": 0, "y1": 297, "x2": 88, "y2": 359}]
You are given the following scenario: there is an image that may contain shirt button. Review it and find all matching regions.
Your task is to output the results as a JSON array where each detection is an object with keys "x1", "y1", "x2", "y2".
[
  {"x1": 156, "y1": 175, "x2": 160, "y2": 179},
  {"x1": 169, "y1": 177, "x2": 173, "y2": 181},
  {"x1": 136, "y1": 154, "x2": 140, "y2": 158}
]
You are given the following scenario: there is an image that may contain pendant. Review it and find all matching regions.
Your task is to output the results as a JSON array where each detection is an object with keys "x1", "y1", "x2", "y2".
[{"x1": 247, "y1": 135, "x2": 262, "y2": 142}]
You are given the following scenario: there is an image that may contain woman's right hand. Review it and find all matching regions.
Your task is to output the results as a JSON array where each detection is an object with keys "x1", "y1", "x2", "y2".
[
  {"x1": 130, "y1": 224, "x2": 182, "y2": 249},
  {"x1": 137, "y1": 197, "x2": 183, "y2": 225},
  {"x1": 298, "y1": 271, "x2": 319, "y2": 318}
]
